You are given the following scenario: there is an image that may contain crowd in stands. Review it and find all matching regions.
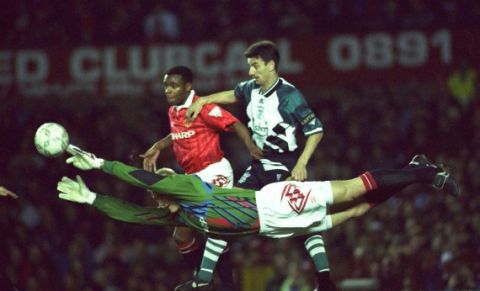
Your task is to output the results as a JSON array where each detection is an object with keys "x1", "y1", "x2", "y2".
[
  {"x1": 1, "y1": 75, "x2": 479, "y2": 289},
  {"x1": 3, "y1": 0, "x2": 480, "y2": 47}
]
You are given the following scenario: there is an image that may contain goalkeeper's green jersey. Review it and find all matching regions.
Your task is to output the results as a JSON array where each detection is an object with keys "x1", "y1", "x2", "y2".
[{"x1": 94, "y1": 160, "x2": 260, "y2": 236}]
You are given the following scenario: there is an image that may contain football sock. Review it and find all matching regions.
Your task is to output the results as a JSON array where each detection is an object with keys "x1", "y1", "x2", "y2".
[
  {"x1": 305, "y1": 235, "x2": 330, "y2": 273},
  {"x1": 177, "y1": 237, "x2": 203, "y2": 274},
  {"x1": 305, "y1": 235, "x2": 337, "y2": 290},
  {"x1": 196, "y1": 238, "x2": 228, "y2": 283},
  {"x1": 362, "y1": 167, "x2": 438, "y2": 204},
  {"x1": 361, "y1": 160, "x2": 427, "y2": 206},
  {"x1": 216, "y1": 247, "x2": 235, "y2": 288}
]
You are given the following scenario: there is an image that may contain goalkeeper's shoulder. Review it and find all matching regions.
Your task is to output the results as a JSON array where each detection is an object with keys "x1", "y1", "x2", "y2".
[{"x1": 101, "y1": 160, "x2": 141, "y2": 174}]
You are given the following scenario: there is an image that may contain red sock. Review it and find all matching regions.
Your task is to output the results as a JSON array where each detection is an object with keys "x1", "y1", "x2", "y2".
[
  {"x1": 177, "y1": 237, "x2": 199, "y2": 254},
  {"x1": 360, "y1": 171, "x2": 378, "y2": 191}
]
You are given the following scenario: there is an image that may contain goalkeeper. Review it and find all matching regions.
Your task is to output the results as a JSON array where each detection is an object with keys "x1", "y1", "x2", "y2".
[{"x1": 59, "y1": 146, "x2": 460, "y2": 287}]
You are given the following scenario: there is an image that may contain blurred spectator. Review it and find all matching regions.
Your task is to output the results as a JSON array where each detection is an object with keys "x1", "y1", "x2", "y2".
[
  {"x1": 2, "y1": 0, "x2": 480, "y2": 46},
  {"x1": 279, "y1": 260, "x2": 312, "y2": 291},
  {"x1": 143, "y1": 3, "x2": 180, "y2": 42},
  {"x1": 2, "y1": 1, "x2": 480, "y2": 290},
  {"x1": 447, "y1": 58, "x2": 477, "y2": 110},
  {"x1": 1, "y1": 77, "x2": 479, "y2": 289}
]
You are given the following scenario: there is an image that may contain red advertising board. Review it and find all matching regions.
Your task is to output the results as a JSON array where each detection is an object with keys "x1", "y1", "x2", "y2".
[{"x1": 0, "y1": 28, "x2": 477, "y2": 98}]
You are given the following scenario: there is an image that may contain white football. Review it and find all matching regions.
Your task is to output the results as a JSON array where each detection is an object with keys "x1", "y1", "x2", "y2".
[{"x1": 34, "y1": 122, "x2": 69, "y2": 157}]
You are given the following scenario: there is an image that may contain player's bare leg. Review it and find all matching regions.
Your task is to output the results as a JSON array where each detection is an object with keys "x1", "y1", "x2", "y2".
[
  {"x1": 330, "y1": 203, "x2": 371, "y2": 227},
  {"x1": 327, "y1": 157, "x2": 460, "y2": 228}
]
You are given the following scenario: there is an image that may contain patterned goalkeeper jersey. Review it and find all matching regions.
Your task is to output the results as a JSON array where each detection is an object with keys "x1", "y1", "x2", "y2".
[{"x1": 97, "y1": 160, "x2": 260, "y2": 236}]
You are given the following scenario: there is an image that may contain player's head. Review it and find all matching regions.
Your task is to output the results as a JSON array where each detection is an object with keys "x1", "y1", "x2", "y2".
[
  {"x1": 244, "y1": 40, "x2": 280, "y2": 89},
  {"x1": 149, "y1": 168, "x2": 180, "y2": 212},
  {"x1": 164, "y1": 66, "x2": 193, "y2": 105}
]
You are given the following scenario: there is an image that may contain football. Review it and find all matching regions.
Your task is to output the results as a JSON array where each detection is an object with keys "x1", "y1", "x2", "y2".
[{"x1": 34, "y1": 122, "x2": 69, "y2": 157}]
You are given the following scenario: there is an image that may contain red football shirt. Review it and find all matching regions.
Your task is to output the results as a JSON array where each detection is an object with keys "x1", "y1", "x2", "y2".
[{"x1": 169, "y1": 92, "x2": 239, "y2": 174}]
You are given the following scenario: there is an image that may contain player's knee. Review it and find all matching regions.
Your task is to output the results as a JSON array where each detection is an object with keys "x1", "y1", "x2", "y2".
[
  {"x1": 172, "y1": 227, "x2": 195, "y2": 244},
  {"x1": 173, "y1": 229, "x2": 199, "y2": 254},
  {"x1": 331, "y1": 182, "x2": 352, "y2": 203},
  {"x1": 353, "y1": 203, "x2": 370, "y2": 218}
]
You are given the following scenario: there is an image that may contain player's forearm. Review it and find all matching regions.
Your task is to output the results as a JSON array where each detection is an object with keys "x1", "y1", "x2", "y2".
[
  {"x1": 154, "y1": 134, "x2": 173, "y2": 150},
  {"x1": 231, "y1": 122, "x2": 257, "y2": 150},
  {"x1": 201, "y1": 90, "x2": 237, "y2": 105},
  {"x1": 93, "y1": 194, "x2": 178, "y2": 225},
  {"x1": 297, "y1": 133, "x2": 323, "y2": 166}
]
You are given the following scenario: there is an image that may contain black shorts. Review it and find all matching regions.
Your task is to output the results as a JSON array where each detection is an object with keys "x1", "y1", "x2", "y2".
[{"x1": 236, "y1": 161, "x2": 291, "y2": 190}]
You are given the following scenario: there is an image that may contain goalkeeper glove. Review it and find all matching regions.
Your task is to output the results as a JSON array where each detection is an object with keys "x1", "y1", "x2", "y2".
[
  {"x1": 66, "y1": 144, "x2": 104, "y2": 170},
  {"x1": 57, "y1": 175, "x2": 96, "y2": 205}
]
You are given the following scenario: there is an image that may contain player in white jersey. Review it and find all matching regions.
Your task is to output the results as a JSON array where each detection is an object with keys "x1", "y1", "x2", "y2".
[{"x1": 186, "y1": 40, "x2": 334, "y2": 289}]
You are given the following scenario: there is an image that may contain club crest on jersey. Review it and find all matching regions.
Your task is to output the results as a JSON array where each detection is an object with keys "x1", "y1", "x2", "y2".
[
  {"x1": 281, "y1": 183, "x2": 311, "y2": 214},
  {"x1": 212, "y1": 175, "x2": 230, "y2": 187}
]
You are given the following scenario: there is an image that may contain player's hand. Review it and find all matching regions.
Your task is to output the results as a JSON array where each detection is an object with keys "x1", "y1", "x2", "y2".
[
  {"x1": 248, "y1": 144, "x2": 263, "y2": 160},
  {"x1": 291, "y1": 163, "x2": 307, "y2": 181},
  {"x1": 0, "y1": 186, "x2": 18, "y2": 199},
  {"x1": 57, "y1": 175, "x2": 96, "y2": 204},
  {"x1": 186, "y1": 98, "x2": 206, "y2": 122},
  {"x1": 139, "y1": 143, "x2": 161, "y2": 172},
  {"x1": 66, "y1": 144, "x2": 104, "y2": 170}
]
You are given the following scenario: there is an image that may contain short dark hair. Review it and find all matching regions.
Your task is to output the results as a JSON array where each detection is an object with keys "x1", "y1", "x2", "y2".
[
  {"x1": 244, "y1": 40, "x2": 280, "y2": 70},
  {"x1": 165, "y1": 66, "x2": 193, "y2": 83}
]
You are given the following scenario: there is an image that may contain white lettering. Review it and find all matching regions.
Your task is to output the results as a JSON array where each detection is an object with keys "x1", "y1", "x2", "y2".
[
  {"x1": 164, "y1": 45, "x2": 190, "y2": 69},
  {"x1": 329, "y1": 35, "x2": 361, "y2": 71},
  {"x1": 364, "y1": 33, "x2": 393, "y2": 69},
  {"x1": 105, "y1": 81, "x2": 145, "y2": 96},
  {"x1": 224, "y1": 41, "x2": 248, "y2": 74},
  {"x1": 329, "y1": 30, "x2": 450, "y2": 70},
  {"x1": 0, "y1": 51, "x2": 12, "y2": 85},
  {"x1": 104, "y1": 47, "x2": 127, "y2": 80},
  {"x1": 397, "y1": 31, "x2": 428, "y2": 67},
  {"x1": 70, "y1": 48, "x2": 101, "y2": 81},
  {"x1": 277, "y1": 38, "x2": 303, "y2": 73},
  {"x1": 16, "y1": 50, "x2": 49, "y2": 82},
  {"x1": 195, "y1": 42, "x2": 221, "y2": 75},
  {"x1": 171, "y1": 130, "x2": 196, "y2": 140},
  {"x1": 130, "y1": 46, "x2": 161, "y2": 80},
  {"x1": 431, "y1": 29, "x2": 451, "y2": 64}
]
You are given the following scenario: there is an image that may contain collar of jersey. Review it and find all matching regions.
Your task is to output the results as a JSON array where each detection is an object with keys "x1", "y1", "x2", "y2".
[
  {"x1": 174, "y1": 90, "x2": 195, "y2": 111},
  {"x1": 259, "y1": 77, "x2": 281, "y2": 97}
]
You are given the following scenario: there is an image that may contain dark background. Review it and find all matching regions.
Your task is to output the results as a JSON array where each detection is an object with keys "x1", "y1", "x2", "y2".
[{"x1": 1, "y1": 1, "x2": 479, "y2": 290}]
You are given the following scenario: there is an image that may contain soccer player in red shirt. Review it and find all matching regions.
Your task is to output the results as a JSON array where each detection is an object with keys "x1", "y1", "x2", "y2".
[{"x1": 141, "y1": 66, "x2": 262, "y2": 290}]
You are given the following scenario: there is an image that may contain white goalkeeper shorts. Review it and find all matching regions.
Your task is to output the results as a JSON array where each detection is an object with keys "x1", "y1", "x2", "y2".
[
  {"x1": 255, "y1": 181, "x2": 333, "y2": 238},
  {"x1": 193, "y1": 157, "x2": 234, "y2": 188}
]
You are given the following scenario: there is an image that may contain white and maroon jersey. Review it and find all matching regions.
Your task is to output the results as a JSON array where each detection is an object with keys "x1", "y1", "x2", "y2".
[{"x1": 169, "y1": 91, "x2": 239, "y2": 174}]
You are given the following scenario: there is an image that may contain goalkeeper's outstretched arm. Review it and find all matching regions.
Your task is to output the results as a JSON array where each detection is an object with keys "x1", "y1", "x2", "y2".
[
  {"x1": 57, "y1": 175, "x2": 181, "y2": 226},
  {"x1": 65, "y1": 145, "x2": 196, "y2": 199}
]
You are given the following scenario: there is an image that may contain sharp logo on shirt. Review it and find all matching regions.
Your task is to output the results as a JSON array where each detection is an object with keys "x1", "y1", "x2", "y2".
[
  {"x1": 171, "y1": 130, "x2": 195, "y2": 140},
  {"x1": 253, "y1": 124, "x2": 268, "y2": 135},
  {"x1": 208, "y1": 106, "x2": 223, "y2": 118},
  {"x1": 281, "y1": 183, "x2": 311, "y2": 214}
]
